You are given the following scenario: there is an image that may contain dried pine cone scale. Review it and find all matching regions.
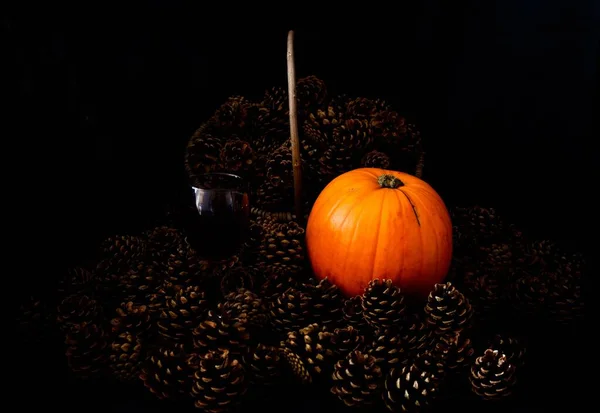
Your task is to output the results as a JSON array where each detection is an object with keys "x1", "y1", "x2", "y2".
[
  {"x1": 343, "y1": 296, "x2": 369, "y2": 332},
  {"x1": 384, "y1": 363, "x2": 438, "y2": 413},
  {"x1": 109, "y1": 331, "x2": 144, "y2": 382},
  {"x1": 219, "y1": 138, "x2": 254, "y2": 174},
  {"x1": 100, "y1": 234, "x2": 146, "y2": 270},
  {"x1": 219, "y1": 288, "x2": 270, "y2": 331},
  {"x1": 259, "y1": 220, "x2": 306, "y2": 274},
  {"x1": 361, "y1": 150, "x2": 391, "y2": 169},
  {"x1": 489, "y1": 334, "x2": 526, "y2": 368},
  {"x1": 432, "y1": 332, "x2": 474, "y2": 373},
  {"x1": 111, "y1": 301, "x2": 153, "y2": 338},
  {"x1": 242, "y1": 344, "x2": 282, "y2": 388},
  {"x1": 145, "y1": 226, "x2": 185, "y2": 264},
  {"x1": 185, "y1": 123, "x2": 223, "y2": 175},
  {"x1": 192, "y1": 311, "x2": 251, "y2": 356},
  {"x1": 268, "y1": 286, "x2": 311, "y2": 333},
  {"x1": 332, "y1": 325, "x2": 365, "y2": 357},
  {"x1": 57, "y1": 294, "x2": 103, "y2": 333},
  {"x1": 301, "y1": 278, "x2": 345, "y2": 328},
  {"x1": 157, "y1": 285, "x2": 209, "y2": 344}
]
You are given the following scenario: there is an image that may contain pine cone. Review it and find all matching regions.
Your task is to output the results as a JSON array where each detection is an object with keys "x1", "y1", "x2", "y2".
[
  {"x1": 451, "y1": 206, "x2": 508, "y2": 256},
  {"x1": 371, "y1": 110, "x2": 407, "y2": 145},
  {"x1": 157, "y1": 285, "x2": 209, "y2": 344},
  {"x1": 281, "y1": 347, "x2": 312, "y2": 384},
  {"x1": 220, "y1": 266, "x2": 255, "y2": 296},
  {"x1": 489, "y1": 335, "x2": 526, "y2": 369},
  {"x1": 343, "y1": 296, "x2": 369, "y2": 332},
  {"x1": 255, "y1": 180, "x2": 293, "y2": 212},
  {"x1": 140, "y1": 344, "x2": 191, "y2": 400},
  {"x1": 57, "y1": 294, "x2": 103, "y2": 333},
  {"x1": 259, "y1": 220, "x2": 305, "y2": 274},
  {"x1": 300, "y1": 137, "x2": 324, "y2": 183},
  {"x1": 361, "y1": 149, "x2": 391, "y2": 169},
  {"x1": 431, "y1": 332, "x2": 474, "y2": 372},
  {"x1": 213, "y1": 95, "x2": 252, "y2": 132},
  {"x1": 265, "y1": 141, "x2": 293, "y2": 189},
  {"x1": 65, "y1": 322, "x2": 108, "y2": 379},
  {"x1": 463, "y1": 246, "x2": 513, "y2": 320},
  {"x1": 100, "y1": 234, "x2": 146, "y2": 270},
  {"x1": 94, "y1": 260, "x2": 128, "y2": 306},
  {"x1": 301, "y1": 278, "x2": 345, "y2": 328},
  {"x1": 296, "y1": 75, "x2": 327, "y2": 109},
  {"x1": 469, "y1": 349, "x2": 517, "y2": 400},
  {"x1": 143, "y1": 282, "x2": 178, "y2": 318},
  {"x1": 480, "y1": 243, "x2": 517, "y2": 281},
  {"x1": 219, "y1": 288, "x2": 270, "y2": 330},
  {"x1": 369, "y1": 327, "x2": 409, "y2": 372},
  {"x1": 424, "y1": 282, "x2": 473, "y2": 335},
  {"x1": 166, "y1": 245, "x2": 211, "y2": 288},
  {"x1": 262, "y1": 87, "x2": 288, "y2": 114},
  {"x1": 362, "y1": 279, "x2": 407, "y2": 329},
  {"x1": 370, "y1": 314, "x2": 435, "y2": 372},
  {"x1": 109, "y1": 331, "x2": 144, "y2": 382},
  {"x1": 110, "y1": 301, "x2": 152, "y2": 337},
  {"x1": 185, "y1": 123, "x2": 223, "y2": 175},
  {"x1": 282, "y1": 323, "x2": 338, "y2": 380},
  {"x1": 548, "y1": 260, "x2": 584, "y2": 323},
  {"x1": 331, "y1": 350, "x2": 383, "y2": 408},
  {"x1": 516, "y1": 251, "x2": 585, "y2": 324},
  {"x1": 414, "y1": 350, "x2": 446, "y2": 384},
  {"x1": 384, "y1": 363, "x2": 438, "y2": 413},
  {"x1": 145, "y1": 226, "x2": 185, "y2": 264},
  {"x1": 400, "y1": 314, "x2": 436, "y2": 354},
  {"x1": 332, "y1": 325, "x2": 365, "y2": 357},
  {"x1": 260, "y1": 269, "x2": 299, "y2": 300},
  {"x1": 318, "y1": 118, "x2": 372, "y2": 179},
  {"x1": 269, "y1": 286, "x2": 311, "y2": 333},
  {"x1": 192, "y1": 311, "x2": 251, "y2": 356},
  {"x1": 345, "y1": 97, "x2": 389, "y2": 118},
  {"x1": 255, "y1": 91, "x2": 289, "y2": 148},
  {"x1": 243, "y1": 343, "x2": 282, "y2": 387},
  {"x1": 58, "y1": 266, "x2": 94, "y2": 296},
  {"x1": 119, "y1": 262, "x2": 163, "y2": 303},
  {"x1": 303, "y1": 105, "x2": 345, "y2": 147},
  {"x1": 510, "y1": 270, "x2": 551, "y2": 318},
  {"x1": 189, "y1": 349, "x2": 247, "y2": 412},
  {"x1": 524, "y1": 239, "x2": 560, "y2": 270},
  {"x1": 219, "y1": 138, "x2": 254, "y2": 173}
]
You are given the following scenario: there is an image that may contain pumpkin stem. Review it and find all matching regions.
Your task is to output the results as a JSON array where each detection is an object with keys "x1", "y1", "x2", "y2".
[{"x1": 377, "y1": 174, "x2": 404, "y2": 189}]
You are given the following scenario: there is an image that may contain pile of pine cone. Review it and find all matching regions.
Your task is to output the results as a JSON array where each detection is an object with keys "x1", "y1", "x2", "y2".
[
  {"x1": 18, "y1": 205, "x2": 584, "y2": 412},
  {"x1": 184, "y1": 75, "x2": 423, "y2": 216},
  {"x1": 17, "y1": 77, "x2": 584, "y2": 412}
]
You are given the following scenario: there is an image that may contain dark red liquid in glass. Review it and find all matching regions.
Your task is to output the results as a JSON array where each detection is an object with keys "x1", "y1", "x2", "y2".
[
  {"x1": 185, "y1": 173, "x2": 250, "y2": 261},
  {"x1": 185, "y1": 209, "x2": 249, "y2": 260}
]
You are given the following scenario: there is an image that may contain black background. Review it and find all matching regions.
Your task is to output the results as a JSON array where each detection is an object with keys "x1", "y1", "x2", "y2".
[{"x1": 7, "y1": 0, "x2": 597, "y2": 411}]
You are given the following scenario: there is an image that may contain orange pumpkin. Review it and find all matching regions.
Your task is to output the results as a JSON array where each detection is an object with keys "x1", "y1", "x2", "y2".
[{"x1": 306, "y1": 168, "x2": 452, "y2": 299}]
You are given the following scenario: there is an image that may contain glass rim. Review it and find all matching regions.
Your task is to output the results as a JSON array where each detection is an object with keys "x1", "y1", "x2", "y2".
[{"x1": 189, "y1": 172, "x2": 247, "y2": 191}]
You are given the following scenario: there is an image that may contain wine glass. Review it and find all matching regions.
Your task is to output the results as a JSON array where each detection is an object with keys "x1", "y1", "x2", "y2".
[{"x1": 184, "y1": 172, "x2": 250, "y2": 261}]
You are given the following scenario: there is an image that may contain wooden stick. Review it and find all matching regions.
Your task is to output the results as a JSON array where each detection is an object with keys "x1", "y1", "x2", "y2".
[{"x1": 287, "y1": 30, "x2": 303, "y2": 223}]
